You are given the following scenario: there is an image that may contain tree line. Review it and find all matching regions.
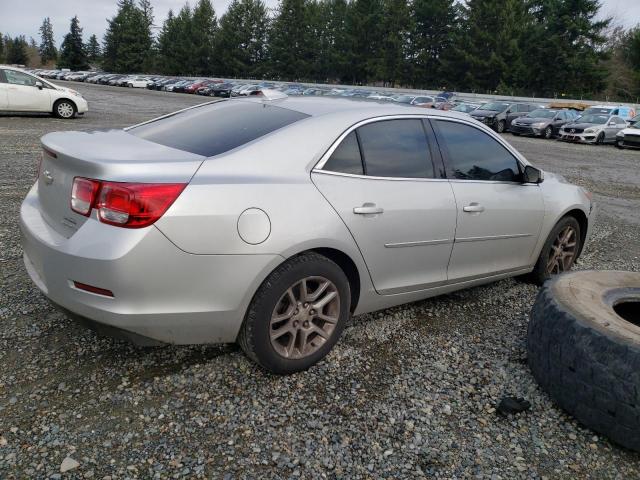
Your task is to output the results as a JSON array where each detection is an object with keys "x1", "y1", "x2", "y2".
[{"x1": 1, "y1": 0, "x2": 640, "y2": 100}]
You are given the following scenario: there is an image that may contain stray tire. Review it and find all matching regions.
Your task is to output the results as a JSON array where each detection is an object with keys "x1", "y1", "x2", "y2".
[
  {"x1": 528, "y1": 270, "x2": 640, "y2": 451},
  {"x1": 524, "y1": 215, "x2": 582, "y2": 285},
  {"x1": 544, "y1": 126, "x2": 553, "y2": 139},
  {"x1": 53, "y1": 99, "x2": 76, "y2": 119},
  {"x1": 496, "y1": 120, "x2": 506, "y2": 133},
  {"x1": 238, "y1": 252, "x2": 350, "y2": 374}
]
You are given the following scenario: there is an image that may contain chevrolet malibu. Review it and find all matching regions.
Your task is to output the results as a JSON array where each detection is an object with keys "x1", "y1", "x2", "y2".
[{"x1": 20, "y1": 93, "x2": 595, "y2": 374}]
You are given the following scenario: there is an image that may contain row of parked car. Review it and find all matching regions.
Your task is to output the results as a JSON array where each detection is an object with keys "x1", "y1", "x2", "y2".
[{"x1": 29, "y1": 68, "x2": 640, "y2": 149}]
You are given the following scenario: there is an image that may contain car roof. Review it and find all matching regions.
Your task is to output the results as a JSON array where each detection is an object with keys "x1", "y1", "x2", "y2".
[{"x1": 237, "y1": 95, "x2": 472, "y2": 122}]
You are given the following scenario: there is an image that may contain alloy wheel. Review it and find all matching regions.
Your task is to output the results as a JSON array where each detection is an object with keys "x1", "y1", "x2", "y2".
[
  {"x1": 545, "y1": 127, "x2": 553, "y2": 139},
  {"x1": 546, "y1": 226, "x2": 578, "y2": 275},
  {"x1": 57, "y1": 102, "x2": 74, "y2": 118},
  {"x1": 269, "y1": 276, "x2": 340, "y2": 359}
]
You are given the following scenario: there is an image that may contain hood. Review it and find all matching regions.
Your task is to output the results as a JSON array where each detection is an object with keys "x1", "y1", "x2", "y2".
[
  {"x1": 563, "y1": 122, "x2": 602, "y2": 130},
  {"x1": 619, "y1": 127, "x2": 640, "y2": 136},
  {"x1": 514, "y1": 117, "x2": 551, "y2": 125},
  {"x1": 471, "y1": 110, "x2": 499, "y2": 118}
]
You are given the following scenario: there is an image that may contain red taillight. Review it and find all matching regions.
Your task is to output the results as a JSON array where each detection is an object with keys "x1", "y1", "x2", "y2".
[
  {"x1": 71, "y1": 177, "x2": 100, "y2": 216},
  {"x1": 70, "y1": 177, "x2": 186, "y2": 228}
]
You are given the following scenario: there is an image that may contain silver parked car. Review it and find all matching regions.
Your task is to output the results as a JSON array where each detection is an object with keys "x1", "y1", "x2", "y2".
[
  {"x1": 558, "y1": 113, "x2": 628, "y2": 144},
  {"x1": 20, "y1": 94, "x2": 595, "y2": 374}
]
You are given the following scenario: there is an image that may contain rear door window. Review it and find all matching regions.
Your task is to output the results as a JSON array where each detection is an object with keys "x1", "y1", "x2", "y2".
[
  {"x1": 357, "y1": 119, "x2": 435, "y2": 178},
  {"x1": 129, "y1": 101, "x2": 309, "y2": 157}
]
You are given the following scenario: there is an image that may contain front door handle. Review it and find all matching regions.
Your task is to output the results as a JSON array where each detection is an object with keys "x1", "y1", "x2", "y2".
[
  {"x1": 463, "y1": 203, "x2": 485, "y2": 213},
  {"x1": 353, "y1": 203, "x2": 384, "y2": 215}
]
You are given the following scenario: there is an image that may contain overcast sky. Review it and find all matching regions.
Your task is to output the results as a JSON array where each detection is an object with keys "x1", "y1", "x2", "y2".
[{"x1": 0, "y1": 0, "x2": 639, "y2": 46}]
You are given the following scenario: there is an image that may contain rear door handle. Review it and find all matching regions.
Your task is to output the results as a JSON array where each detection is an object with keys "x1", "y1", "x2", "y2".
[
  {"x1": 353, "y1": 203, "x2": 384, "y2": 215},
  {"x1": 463, "y1": 203, "x2": 485, "y2": 213}
]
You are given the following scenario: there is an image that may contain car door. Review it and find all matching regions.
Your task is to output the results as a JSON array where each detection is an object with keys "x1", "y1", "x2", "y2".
[
  {"x1": 3, "y1": 69, "x2": 51, "y2": 112},
  {"x1": 432, "y1": 119, "x2": 545, "y2": 282},
  {"x1": 312, "y1": 117, "x2": 457, "y2": 295},
  {"x1": 0, "y1": 70, "x2": 9, "y2": 110},
  {"x1": 604, "y1": 116, "x2": 621, "y2": 141},
  {"x1": 552, "y1": 111, "x2": 567, "y2": 133}
]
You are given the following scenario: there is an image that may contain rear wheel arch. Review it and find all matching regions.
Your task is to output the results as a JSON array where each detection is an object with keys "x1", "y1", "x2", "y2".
[{"x1": 310, "y1": 247, "x2": 361, "y2": 313}]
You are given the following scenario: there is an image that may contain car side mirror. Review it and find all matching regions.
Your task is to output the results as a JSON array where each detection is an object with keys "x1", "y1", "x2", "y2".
[
  {"x1": 35, "y1": 81, "x2": 43, "y2": 90},
  {"x1": 524, "y1": 165, "x2": 544, "y2": 184}
]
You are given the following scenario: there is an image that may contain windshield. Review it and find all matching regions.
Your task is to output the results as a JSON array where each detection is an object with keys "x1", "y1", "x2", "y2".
[
  {"x1": 393, "y1": 95, "x2": 415, "y2": 104},
  {"x1": 479, "y1": 102, "x2": 509, "y2": 112},
  {"x1": 528, "y1": 109, "x2": 556, "y2": 119},
  {"x1": 452, "y1": 104, "x2": 477, "y2": 113},
  {"x1": 584, "y1": 107, "x2": 613, "y2": 116},
  {"x1": 578, "y1": 114, "x2": 608, "y2": 124}
]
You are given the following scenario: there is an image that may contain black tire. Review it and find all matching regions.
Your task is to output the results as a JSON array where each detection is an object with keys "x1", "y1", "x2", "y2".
[
  {"x1": 53, "y1": 99, "x2": 76, "y2": 119},
  {"x1": 615, "y1": 138, "x2": 624, "y2": 149},
  {"x1": 512, "y1": 132, "x2": 520, "y2": 136},
  {"x1": 528, "y1": 270, "x2": 640, "y2": 451},
  {"x1": 544, "y1": 126, "x2": 553, "y2": 139},
  {"x1": 237, "y1": 252, "x2": 351, "y2": 374},
  {"x1": 596, "y1": 132, "x2": 605, "y2": 145},
  {"x1": 496, "y1": 120, "x2": 506, "y2": 133},
  {"x1": 523, "y1": 215, "x2": 581, "y2": 285}
]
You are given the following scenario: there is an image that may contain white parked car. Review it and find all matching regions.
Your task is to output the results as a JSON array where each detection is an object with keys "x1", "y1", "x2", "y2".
[
  {"x1": 0, "y1": 66, "x2": 88, "y2": 118},
  {"x1": 126, "y1": 76, "x2": 151, "y2": 88}
]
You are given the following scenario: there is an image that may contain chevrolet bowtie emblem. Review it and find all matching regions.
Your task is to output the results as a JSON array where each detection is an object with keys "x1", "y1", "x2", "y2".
[{"x1": 43, "y1": 170, "x2": 54, "y2": 185}]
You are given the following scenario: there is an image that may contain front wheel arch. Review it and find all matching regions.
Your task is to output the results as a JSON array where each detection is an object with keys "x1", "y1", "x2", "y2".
[{"x1": 52, "y1": 98, "x2": 77, "y2": 118}]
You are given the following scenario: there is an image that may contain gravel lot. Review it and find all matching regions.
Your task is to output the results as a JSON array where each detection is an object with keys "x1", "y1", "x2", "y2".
[{"x1": 1, "y1": 83, "x2": 639, "y2": 479}]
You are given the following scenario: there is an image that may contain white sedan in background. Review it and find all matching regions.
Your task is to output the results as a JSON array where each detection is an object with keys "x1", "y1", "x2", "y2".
[
  {"x1": 125, "y1": 76, "x2": 152, "y2": 88},
  {"x1": 0, "y1": 66, "x2": 88, "y2": 118}
]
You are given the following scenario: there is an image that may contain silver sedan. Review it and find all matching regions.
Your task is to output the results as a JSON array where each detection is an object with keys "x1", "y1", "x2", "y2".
[{"x1": 20, "y1": 93, "x2": 595, "y2": 374}]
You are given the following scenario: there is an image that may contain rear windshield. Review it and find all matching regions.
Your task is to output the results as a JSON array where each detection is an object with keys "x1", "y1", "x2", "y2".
[{"x1": 129, "y1": 100, "x2": 309, "y2": 157}]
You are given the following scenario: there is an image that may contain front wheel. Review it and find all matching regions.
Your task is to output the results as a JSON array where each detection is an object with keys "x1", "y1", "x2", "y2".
[
  {"x1": 596, "y1": 132, "x2": 605, "y2": 145},
  {"x1": 496, "y1": 120, "x2": 506, "y2": 133},
  {"x1": 238, "y1": 252, "x2": 351, "y2": 374},
  {"x1": 53, "y1": 99, "x2": 76, "y2": 119},
  {"x1": 615, "y1": 138, "x2": 624, "y2": 149},
  {"x1": 523, "y1": 216, "x2": 582, "y2": 285},
  {"x1": 544, "y1": 126, "x2": 553, "y2": 139}
]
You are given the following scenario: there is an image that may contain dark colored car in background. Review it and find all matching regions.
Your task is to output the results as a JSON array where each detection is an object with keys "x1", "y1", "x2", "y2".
[
  {"x1": 470, "y1": 102, "x2": 512, "y2": 132},
  {"x1": 511, "y1": 109, "x2": 577, "y2": 139},
  {"x1": 505, "y1": 103, "x2": 544, "y2": 131}
]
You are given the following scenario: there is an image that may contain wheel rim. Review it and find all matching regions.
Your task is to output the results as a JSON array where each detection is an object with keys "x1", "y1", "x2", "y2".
[
  {"x1": 57, "y1": 102, "x2": 73, "y2": 118},
  {"x1": 545, "y1": 127, "x2": 552, "y2": 139},
  {"x1": 497, "y1": 121, "x2": 505, "y2": 133},
  {"x1": 269, "y1": 276, "x2": 340, "y2": 359},
  {"x1": 546, "y1": 226, "x2": 578, "y2": 275}
]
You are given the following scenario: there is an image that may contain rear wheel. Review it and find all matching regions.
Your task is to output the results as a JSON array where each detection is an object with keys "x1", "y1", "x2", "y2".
[
  {"x1": 523, "y1": 216, "x2": 581, "y2": 285},
  {"x1": 53, "y1": 99, "x2": 76, "y2": 119},
  {"x1": 238, "y1": 252, "x2": 350, "y2": 374}
]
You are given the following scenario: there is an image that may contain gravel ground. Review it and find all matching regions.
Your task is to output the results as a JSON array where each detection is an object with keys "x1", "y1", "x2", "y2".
[{"x1": 1, "y1": 83, "x2": 639, "y2": 479}]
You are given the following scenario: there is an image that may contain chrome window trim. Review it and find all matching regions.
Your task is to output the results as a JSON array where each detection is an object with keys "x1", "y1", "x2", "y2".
[{"x1": 314, "y1": 114, "x2": 535, "y2": 185}]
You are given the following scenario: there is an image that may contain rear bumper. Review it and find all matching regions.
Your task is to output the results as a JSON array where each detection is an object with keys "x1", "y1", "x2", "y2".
[{"x1": 20, "y1": 184, "x2": 282, "y2": 344}]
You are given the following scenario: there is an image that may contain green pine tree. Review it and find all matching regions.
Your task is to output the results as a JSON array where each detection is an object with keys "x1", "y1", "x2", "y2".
[
  {"x1": 86, "y1": 34, "x2": 101, "y2": 63},
  {"x1": 379, "y1": 0, "x2": 411, "y2": 86},
  {"x1": 191, "y1": 0, "x2": 218, "y2": 75},
  {"x1": 215, "y1": 0, "x2": 269, "y2": 77},
  {"x1": 38, "y1": 17, "x2": 58, "y2": 64},
  {"x1": 409, "y1": 0, "x2": 458, "y2": 89},
  {"x1": 0, "y1": 34, "x2": 4, "y2": 64},
  {"x1": 102, "y1": 0, "x2": 153, "y2": 73},
  {"x1": 59, "y1": 16, "x2": 89, "y2": 70},
  {"x1": 268, "y1": 0, "x2": 313, "y2": 80},
  {"x1": 6, "y1": 35, "x2": 29, "y2": 65},
  {"x1": 345, "y1": 0, "x2": 385, "y2": 84}
]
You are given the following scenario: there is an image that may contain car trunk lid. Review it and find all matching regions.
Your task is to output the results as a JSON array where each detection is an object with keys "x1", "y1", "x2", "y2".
[{"x1": 38, "y1": 129, "x2": 205, "y2": 238}]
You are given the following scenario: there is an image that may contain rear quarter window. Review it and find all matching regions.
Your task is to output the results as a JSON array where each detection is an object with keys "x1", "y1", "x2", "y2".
[{"x1": 128, "y1": 100, "x2": 309, "y2": 157}]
